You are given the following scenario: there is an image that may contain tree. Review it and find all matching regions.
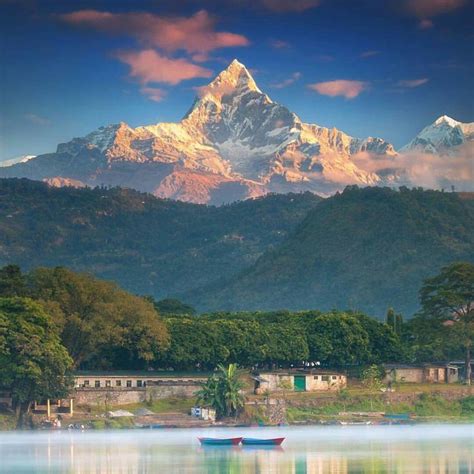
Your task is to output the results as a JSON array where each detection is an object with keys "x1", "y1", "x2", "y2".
[
  {"x1": 305, "y1": 312, "x2": 370, "y2": 366},
  {"x1": 153, "y1": 298, "x2": 197, "y2": 316},
  {"x1": 0, "y1": 297, "x2": 73, "y2": 427},
  {"x1": 0, "y1": 265, "x2": 26, "y2": 297},
  {"x1": 419, "y1": 262, "x2": 474, "y2": 385},
  {"x1": 386, "y1": 308, "x2": 403, "y2": 336},
  {"x1": 196, "y1": 364, "x2": 245, "y2": 418},
  {"x1": 27, "y1": 267, "x2": 170, "y2": 369}
]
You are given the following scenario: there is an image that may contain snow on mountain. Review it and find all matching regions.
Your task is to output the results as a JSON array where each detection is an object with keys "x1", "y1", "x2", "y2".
[
  {"x1": 0, "y1": 60, "x2": 469, "y2": 203},
  {"x1": 0, "y1": 155, "x2": 36, "y2": 167},
  {"x1": 401, "y1": 115, "x2": 474, "y2": 154}
]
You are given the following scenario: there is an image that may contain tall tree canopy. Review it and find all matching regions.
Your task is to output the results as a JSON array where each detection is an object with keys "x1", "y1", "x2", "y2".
[
  {"x1": 0, "y1": 297, "x2": 73, "y2": 427},
  {"x1": 419, "y1": 262, "x2": 474, "y2": 384},
  {"x1": 0, "y1": 266, "x2": 170, "y2": 369}
]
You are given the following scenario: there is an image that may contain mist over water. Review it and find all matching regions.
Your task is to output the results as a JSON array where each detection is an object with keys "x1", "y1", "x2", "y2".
[{"x1": 0, "y1": 424, "x2": 473, "y2": 473}]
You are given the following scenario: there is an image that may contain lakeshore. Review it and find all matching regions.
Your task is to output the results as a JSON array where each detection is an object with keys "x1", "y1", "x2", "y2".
[{"x1": 2, "y1": 383, "x2": 473, "y2": 431}]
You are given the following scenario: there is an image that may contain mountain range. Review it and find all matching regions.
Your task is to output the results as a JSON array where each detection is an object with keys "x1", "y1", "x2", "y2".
[
  {"x1": 1, "y1": 178, "x2": 473, "y2": 317},
  {"x1": 1, "y1": 60, "x2": 472, "y2": 204}
]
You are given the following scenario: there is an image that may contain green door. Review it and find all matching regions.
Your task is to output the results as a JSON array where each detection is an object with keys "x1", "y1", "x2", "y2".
[{"x1": 294, "y1": 375, "x2": 306, "y2": 392}]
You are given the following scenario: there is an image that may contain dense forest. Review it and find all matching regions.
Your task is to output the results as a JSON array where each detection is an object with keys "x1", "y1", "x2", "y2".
[
  {"x1": 195, "y1": 186, "x2": 474, "y2": 316},
  {"x1": 1, "y1": 179, "x2": 473, "y2": 317},
  {"x1": 0, "y1": 178, "x2": 320, "y2": 299},
  {"x1": 1, "y1": 264, "x2": 471, "y2": 375}
]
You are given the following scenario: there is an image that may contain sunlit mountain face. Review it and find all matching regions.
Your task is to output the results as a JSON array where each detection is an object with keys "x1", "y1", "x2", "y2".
[{"x1": 1, "y1": 1, "x2": 472, "y2": 202}]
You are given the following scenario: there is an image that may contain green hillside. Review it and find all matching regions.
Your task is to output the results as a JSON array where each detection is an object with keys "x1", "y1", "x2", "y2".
[
  {"x1": 192, "y1": 186, "x2": 474, "y2": 317},
  {"x1": 0, "y1": 178, "x2": 320, "y2": 298}
]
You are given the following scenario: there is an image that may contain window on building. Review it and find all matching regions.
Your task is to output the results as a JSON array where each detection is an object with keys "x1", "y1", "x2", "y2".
[
  {"x1": 137, "y1": 380, "x2": 143, "y2": 388},
  {"x1": 105, "y1": 380, "x2": 111, "y2": 387},
  {"x1": 313, "y1": 376, "x2": 320, "y2": 380},
  {"x1": 322, "y1": 375, "x2": 329, "y2": 382},
  {"x1": 126, "y1": 380, "x2": 132, "y2": 387},
  {"x1": 116, "y1": 380, "x2": 122, "y2": 387},
  {"x1": 94, "y1": 380, "x2": 100, "y2": 388},
  {"x1": 332, "y1": 375, "x2": 337, "y2": 380},
  {"x1": 83, "y1": 380, "x2": 90, "y2": 387}
]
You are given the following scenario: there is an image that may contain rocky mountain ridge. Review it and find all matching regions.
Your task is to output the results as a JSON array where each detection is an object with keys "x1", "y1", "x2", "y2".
[{"x1": 1, "y1": 60, "x2": 472, "y2": 203}]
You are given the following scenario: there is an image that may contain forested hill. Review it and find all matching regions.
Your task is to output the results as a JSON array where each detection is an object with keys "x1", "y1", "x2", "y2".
[
  {"x1": 0, "y1": 178, "x2": 321, "y2": 298},
  {"x1": 192, "y1": 187, "x2": 474, "y2": 317},
  {"x1": 1, "y1": 180, "x2": 473, "y2": 318}
]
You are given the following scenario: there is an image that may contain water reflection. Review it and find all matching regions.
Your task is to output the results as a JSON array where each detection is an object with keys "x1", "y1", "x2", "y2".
[{"x1": 0, "y1": 425, "x2": 473, "y2": 473}]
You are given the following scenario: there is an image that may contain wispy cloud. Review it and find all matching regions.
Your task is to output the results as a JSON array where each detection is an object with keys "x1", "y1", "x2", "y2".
[
  {"x1": 400, "y1": 0, "x2": 467, "y2": 29},
  {"x1": 316, "y1": 54, "x2": 335, "y2": 62},
  {"x1": 402, "y1": 0, "x2": 467, "y2": 18},
  {"x1": 115, "y1": 50, "x2": 212, "y2": 85},
  {"x1": 59, "y1": 10, "x2": 250, "y2": 55},
  {"x1": 140, "y1": 86, "x2": 166, "y2": 102},
  {"x1": 270, "y1": 39, "x2": 290, "y2": 49},
  {"x1": 24, "y1": 113, "x2": 51, "y2": 125},
  {"x1": 308, "y1": 80, "x2": 368, "y2": 99},
  {"x1": 353, "y1": 144, "x2": 474, "y2": 191},
  {"x1": 418, "y1": 18, "x2": 434, "y2": 29},
  {"x1": 397, "y1": 78, "x2": 429, "y2": 88},
  {"x1": 271, "y1": 72, "x2": 301, "y2": 89},
  {"x1": 360, "y1": 50, "x2": 380, "y2": 59},
  {"x1": 260, "y1": 0, "x2": 321, "y2": 12}
]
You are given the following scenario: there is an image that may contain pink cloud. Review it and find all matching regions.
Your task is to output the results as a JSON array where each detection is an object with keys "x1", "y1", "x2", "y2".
[
  {"x1": 140, "y1": 86, "x2": 166, "y2": 102},
  {"x1": 397, "y1": 78, "x2": 429, "y2": 88},
  {"x1": 115, "y1": 50, "x2": 212, "y2": 85},
  {"x1": 271, "y1": 72, "x2": 301, "y2": 89},
  {"x1": 261, "y1": 0, "x2": 321, "y2": 12},
  {"x1": 308, "y1": 80, "x2": 368, "y2": 99},
  {"x1": 60, "y1": 9, "x2": 249, "y2": 54},
  {"x1": 403, "y1": 0, "x2": 466, "y2": 18}
]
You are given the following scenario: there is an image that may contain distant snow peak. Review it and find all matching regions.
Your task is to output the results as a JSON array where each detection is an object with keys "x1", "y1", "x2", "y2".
[
  {"x1": 434, "y1": 115, "x2": 459, "y2": 127},
  {"x1": 401, "y1": 115, "x2": 473, "y2": 154},
  {"x1": 0, "y1": 155, "x2": 36, "y2": 167}
]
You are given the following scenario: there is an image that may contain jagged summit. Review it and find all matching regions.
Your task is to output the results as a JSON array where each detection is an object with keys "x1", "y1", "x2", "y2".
[{"x1": 434, "y1": 115, "x2": 459, "y2": 127}]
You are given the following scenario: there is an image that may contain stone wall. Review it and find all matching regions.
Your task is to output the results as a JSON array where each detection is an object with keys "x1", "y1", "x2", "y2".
[
  {"x1": 73, "y1": 381, "x2": 202, "y2": 407},
  {"x1": 74, "y1": 388, "x2": 146, "y2": 407}
]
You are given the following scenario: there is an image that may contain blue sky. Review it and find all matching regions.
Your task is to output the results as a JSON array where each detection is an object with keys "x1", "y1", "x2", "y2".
[{"x1": 1, "y1": 0, "x2": 473, "y2": 161}]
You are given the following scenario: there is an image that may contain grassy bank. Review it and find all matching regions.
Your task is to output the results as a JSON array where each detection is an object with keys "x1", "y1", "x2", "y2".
[{"x1": 286, "y1": 393, "x2": 474, "y2": 423}]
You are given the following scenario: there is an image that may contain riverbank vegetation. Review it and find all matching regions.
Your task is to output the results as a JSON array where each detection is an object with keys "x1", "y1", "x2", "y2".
[{"x1": 0, "y1": 261, "x2": 472, "y2": 426}]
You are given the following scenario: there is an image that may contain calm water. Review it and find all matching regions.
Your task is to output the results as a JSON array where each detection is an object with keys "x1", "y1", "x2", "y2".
[{"x1": 0, "y1": 425, "x2": 473, "y2": 473}]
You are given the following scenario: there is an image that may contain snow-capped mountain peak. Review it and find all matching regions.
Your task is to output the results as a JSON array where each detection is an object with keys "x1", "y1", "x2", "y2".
[
  {"x1": 0, "y1": 154, "x2": 36, "y2": 167},
  {"x1": 434, "y1": 115, "x2": 460, "y2": 127},
  {"x1": 1, "y1": 60, "x2": 470, "y2": 204},
  {"x1": 401, "y1": 115, "x2": 473, "y2": 154}
]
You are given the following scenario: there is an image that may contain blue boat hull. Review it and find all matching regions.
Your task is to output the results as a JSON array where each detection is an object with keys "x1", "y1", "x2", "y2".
[
  {"x1": 198, "y1": 437, "x2": 242, "y2": 446},
  {"x1": 242, "y1": 438, "x2": 285, "y2": 446}
]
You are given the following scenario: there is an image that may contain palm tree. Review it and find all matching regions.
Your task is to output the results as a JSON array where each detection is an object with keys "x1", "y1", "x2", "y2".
[{"x1": 196, "y1": 363, "x2": 245, "y2": 418}]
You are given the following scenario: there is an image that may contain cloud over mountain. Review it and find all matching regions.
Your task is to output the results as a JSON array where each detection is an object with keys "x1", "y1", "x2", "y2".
[
  {"x1": 308, "y1": 80, "x2": 368, "y2": 99},
  {"x1": 115, "y1": 50, "x2": 212, "y2": 85}
]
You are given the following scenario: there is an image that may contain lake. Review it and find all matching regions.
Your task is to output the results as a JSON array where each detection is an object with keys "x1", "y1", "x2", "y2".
[{"x1": 0, "y1": 424, "x2": 473, "y2": 473}]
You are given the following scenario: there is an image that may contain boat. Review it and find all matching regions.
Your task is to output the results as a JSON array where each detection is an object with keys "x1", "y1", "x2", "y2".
[
  {"x1": 198, "y1": 437, "x2": 243, "y2": 446},
  {"x1": 241, "y1": 437, "x2": 285, "y2": 446}
]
